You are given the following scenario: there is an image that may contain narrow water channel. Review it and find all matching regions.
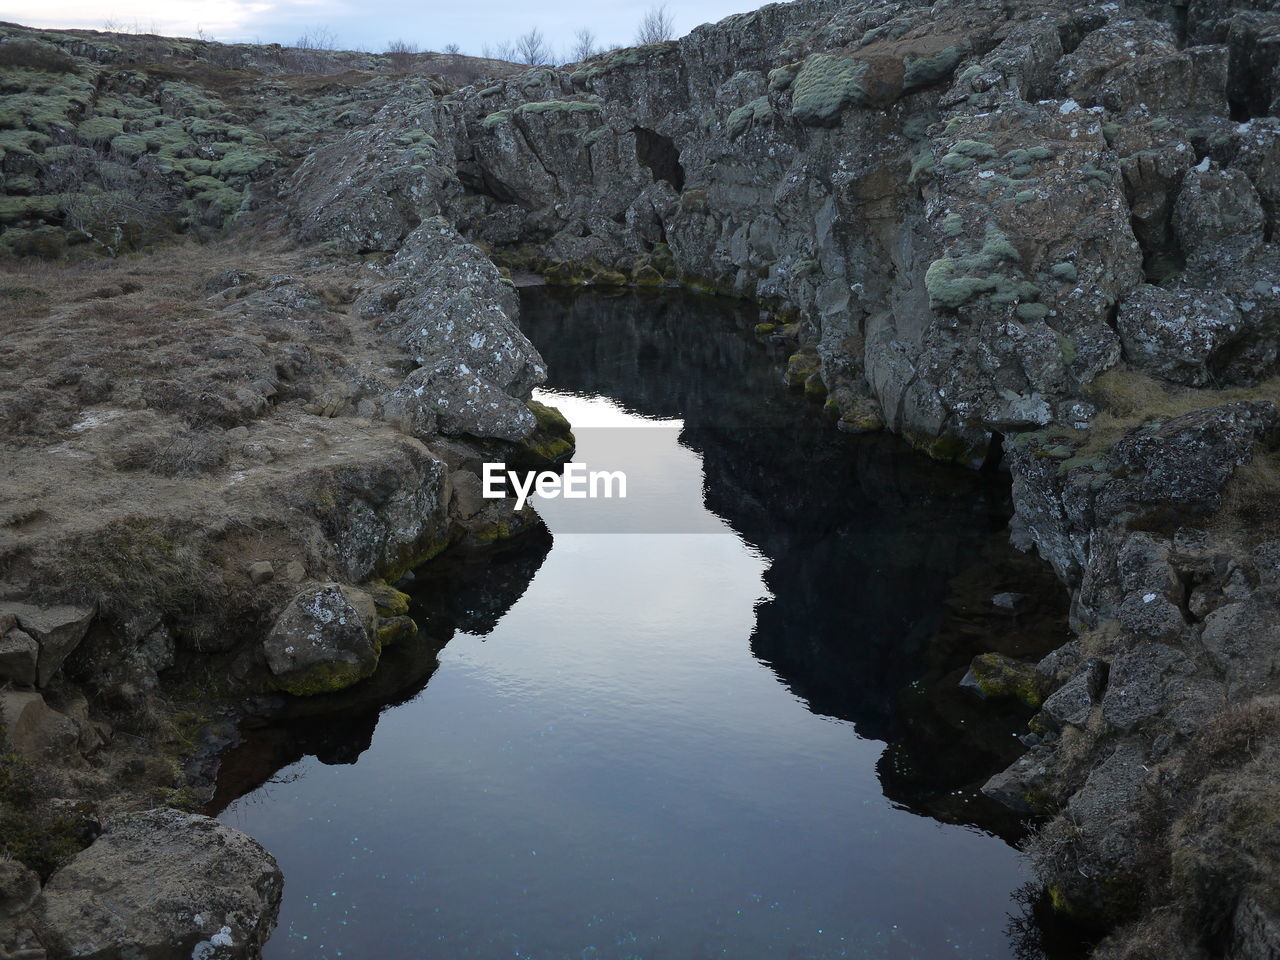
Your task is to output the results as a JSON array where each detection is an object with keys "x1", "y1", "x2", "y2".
[{"x1": 217, "y1": 288, "x2": 1072, "y2": 959}]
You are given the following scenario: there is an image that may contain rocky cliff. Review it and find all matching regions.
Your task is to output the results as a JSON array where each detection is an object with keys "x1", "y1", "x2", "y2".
[{"x1": 2, "y1": 0, "x2": 1280, "y2": 955}]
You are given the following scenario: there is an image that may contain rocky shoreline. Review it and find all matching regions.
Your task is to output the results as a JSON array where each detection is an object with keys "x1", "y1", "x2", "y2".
[{"x1": 2, "y1": 0, "x2": 1280, "y2": 954}]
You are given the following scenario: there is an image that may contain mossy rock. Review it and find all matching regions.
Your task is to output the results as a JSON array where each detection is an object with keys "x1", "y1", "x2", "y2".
[
  {"x1": 367, "y1": 580, "x2": 411, "y2": 618},
  {"x1": 275, "y1": 656, "x2": 379, "y2": 697},
  {"x1": 545, "y1": 261, "x2": 588, "y2": 285},
  {"x1": 790, "y1": 54, "x2": 868, "y2": 126},
  {"x1": 903, "y1": 45, "x2": 966, "y2": 91},
  {"x1": 514, "y1": 399, "x2": 575, "y2": 467},
  {"x1": 76, "y1": 115, "x2": 124, "y2": 143},
  {"x1": 376, "y1": 615, "x2": 417, "y2": 648},
  {"x1": 515, "y1": 99, "x2": 601, "y2": 119},
  {"x1": 726, "y1": 96, "x2": 771, "y2": 139},
  {"x1": 960, "y1": 652, "x2": 1044, "y2": 708},
  {"x1": 785, "y1": 350, "x2": 820, "y2": 388},
  {"x1": 632, "y1": 264, "x2": 664, "y2": 286},
  {"x1": 753, "y1": 322, "x2": 776, "y2": 335}
]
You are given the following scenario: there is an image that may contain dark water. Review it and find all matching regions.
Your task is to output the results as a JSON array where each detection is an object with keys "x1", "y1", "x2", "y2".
[{"x1": 218, "y1": 288, "x2": 1073, "y2": 960}]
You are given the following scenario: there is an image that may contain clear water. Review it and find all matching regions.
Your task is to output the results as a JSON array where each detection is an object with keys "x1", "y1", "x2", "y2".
[{"x1": 218, "y1": 288, "x2": 1064, "y2": 960}]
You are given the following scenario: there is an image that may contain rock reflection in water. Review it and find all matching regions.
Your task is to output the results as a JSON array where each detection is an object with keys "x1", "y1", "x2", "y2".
[{"x1": 520, "y1": 287, "x2": 1070, "y2": 833}]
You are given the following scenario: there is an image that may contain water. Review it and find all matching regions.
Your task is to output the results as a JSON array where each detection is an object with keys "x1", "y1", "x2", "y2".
[{"x1": 218, "y1": 288, "x2": 1071, "y2": 959}]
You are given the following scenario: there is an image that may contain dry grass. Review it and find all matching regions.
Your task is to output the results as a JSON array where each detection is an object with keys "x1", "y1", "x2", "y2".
[{"x1": 1077, "y1": 368, "x2": 1280, "y2": 458}]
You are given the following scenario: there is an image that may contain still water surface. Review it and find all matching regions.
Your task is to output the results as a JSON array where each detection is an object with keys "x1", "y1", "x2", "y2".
[{"x1": 219, "y1": 288, "x2": 1058, "y2": 959}]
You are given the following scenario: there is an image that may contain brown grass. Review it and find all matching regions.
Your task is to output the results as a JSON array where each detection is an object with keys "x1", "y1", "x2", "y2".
[{"x1": 1077, "y1": 368, "x2": 1280, "y2": 458}]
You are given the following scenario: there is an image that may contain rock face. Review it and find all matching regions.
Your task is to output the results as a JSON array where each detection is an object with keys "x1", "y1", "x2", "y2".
[
  {"x1": 263, "y1": 584, "x2": 380, "y2": 696},
  {"x1": 279, "y1": 0, "x2": 1280, "y2": 464},
  {"x1": 34, "y1": 810, "x2": 281, "y2": 960}
]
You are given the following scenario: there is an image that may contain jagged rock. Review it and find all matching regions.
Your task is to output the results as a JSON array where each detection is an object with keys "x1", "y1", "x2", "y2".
[
  {"x1": 1116, "y1": 286, "x2": 1245, "y2": 387},
  {"x1": 1109, "y1": 401, "x2": 1277, "y2": 514},
  {"x1": 1200, "y1": 599, "x2": 1280, "y2": 698},
  {"x1": 263, "y1": 584, "x2": 380, "y2": 696},
  {"x1": 982, "y1": 743, "x2": 1055, "y2": 813},
  {"x1": 1101, "y1": 642, "x2": 1197, "y2": 732},
  {"x1": 1117, "y1": 590, "x2": 1186, "y2": 643},
  {"x1": 1038, "y1": 659, "x2": 1107, "y2": 732},
  {"x1": 0, "y1": 603, "x2": 94, "y2": 687},
  {"x1": 33, "y1": 809, "x2": 281, "y2": 960},
  {"x1": 1174, "y1": 165, "x2": 1267, "y2": 270}
]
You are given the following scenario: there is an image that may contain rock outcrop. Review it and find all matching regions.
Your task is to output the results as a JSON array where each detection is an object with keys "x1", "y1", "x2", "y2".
[{"x1": 32, "y1": 810, "x2": 281, "y2": 960}]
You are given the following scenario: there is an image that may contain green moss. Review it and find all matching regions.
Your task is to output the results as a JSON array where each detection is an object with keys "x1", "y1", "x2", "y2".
[
  {"x1": 1051, "y1": 261, "x2": 1078, "y2": 282},
  {"x1": 940, "y1": 213, "x2": 963, "y2": 237},
  {"x1": 1016, "y1": 303, "x2": 1050, "y2": 320},
  {"x1": 754, "y1": 322, "x2": 776, "y2": 335},
  {"x1": 75, "y1": 115, "x2": 123, "y2": 143},
  {"x1": 0, "y1": 194, "x2": 60, "y2": 224},
  {"x1": 939, "y1": 151, "x2": 975, "y2": 172},
  {"x1": 908, "y1": 149, "x2": 935, "y2": 183},
  {"x1": 981, "y1": 225, "x2": 1020, "y2": 263},
  {"x1": 767, "y1": 63, "x2": 799, "y2": 92},
  {"x1": 515, "y1": 99, "x2": 601, "y2": 118},
  {"x1": 276, "y1": 654, "x2": 380, "y2": 697},
  {"x1": 967, "y1": 652, "x2": 1044, "y2": 707},
  {"x1": 790, "y1": 54, "x2": 868, "y2": 126},
  {"x1": 903, "y1": 45, "x2": 964, "y2": 90},
  {"x1": 376, "y1": 615, "x2": 417, "y2": 648},
  {"x1": 479, "y1": 84, "x2": 503, "y2": 96},
  {"x1": 481, "y1": 109, "x2": 512, "y2": 130},
  {"x1": 726, "y1": 96, "x2": 771, "y2": 139},
  {"x1": 368, "y1": 580, "x2": 411, "y2": 617},
  {"x1": 785, "y1": 351, "x2": 820, "y2": 388},
  {"x1": 514, "y1": 399, "x2": 576, "y2": 467},
  {"x1": 925, "y1": 257, "x2": 995, "y2": 310}
]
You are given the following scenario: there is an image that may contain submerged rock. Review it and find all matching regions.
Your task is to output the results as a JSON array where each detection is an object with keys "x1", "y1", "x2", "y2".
[
  {"x1": 33, "y1": 809, "x2": 281, "y2": 960},
  {"x1": 960, "y1": 652, "x2": 1044, "y2": 708}
]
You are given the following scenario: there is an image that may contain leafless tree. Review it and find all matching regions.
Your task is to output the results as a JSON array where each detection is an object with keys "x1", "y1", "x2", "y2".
[
  {"x1": 444, "y1": 42, "x2": 461, "y2": 55},
  {"x1": 294, "y1": 26, "x2": 337, "y2": 50},
  {"x1": 515, "y1": 27, "x2": 550, "y2": 65},
  {"x1": 570, "y1": 28, "x2": 599, "y2": 62},
  {"x1": 285, "y1": 25, "x2": 340, "y2": 72},
  {"x1": 386, "y1": 38, "x2": 418, "y2": 70},
  {"x1": 495, "y1": 40, "x2": 516, "y2": 61},
  {"x1": 635, "y1": 4, "x2": 675, "y2": 44}
]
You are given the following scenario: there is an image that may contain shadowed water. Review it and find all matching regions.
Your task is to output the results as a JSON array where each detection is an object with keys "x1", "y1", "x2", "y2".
[{"x1": 218, "y1": 288, "x2": 1073, "y2": 960}]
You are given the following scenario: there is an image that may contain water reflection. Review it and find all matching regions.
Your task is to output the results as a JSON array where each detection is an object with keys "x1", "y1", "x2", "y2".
[{"x1": 215, "y1": 287, "x2": 1073, "y2": 960}]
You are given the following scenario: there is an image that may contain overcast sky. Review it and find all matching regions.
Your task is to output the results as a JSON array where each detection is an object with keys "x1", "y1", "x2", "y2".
[{"x1": 0, "y1": 0, "x2": 761, "y2": 59}]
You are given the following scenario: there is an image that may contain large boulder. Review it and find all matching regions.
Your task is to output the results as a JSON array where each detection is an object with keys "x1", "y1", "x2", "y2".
[
  {"x1": 1116, "y1": 285, "x2": 1245, "y2": 387},
  {"x1": 0, "y1": 602, "x2": 94, "y2": 686},
  {"x1": 263, "y1": 583, "x2": 380, "y2": 696},
  {"x1": 0, "y1": 690, "x2": 81, "y2": 761},
  {"x1": 34, "y1": 809, "x2": 281, "y2": 960}
]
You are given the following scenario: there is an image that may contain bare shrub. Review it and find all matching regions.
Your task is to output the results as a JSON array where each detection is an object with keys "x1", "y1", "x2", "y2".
[
  {"x1": 40, "y1": 143, "x2": 177, "y2": 257},
  {"x1": 283, "y1": 26, "x2": 340, "y2": 72},
  {"x1": 635, "y1": 4, "x2": 675, "y2": 44},
  {"x1": 569, "y1": 28, "x2": 599, "y2": 63},
  {"x1": 444, "y1": 42, "x2": 461, "y2": 55},
  {"x1": 515, "y1": 28, "x2": 550, "y2": 65},
  {"x1": 385, "y1": 39, "x2": 419, "y2": 71},
  {"x1": 0, "y1": 39, "x2": 77, "y2": 72},
  {"x1": 114, "y1": 425, "x2": 229, "y2": 476}
]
